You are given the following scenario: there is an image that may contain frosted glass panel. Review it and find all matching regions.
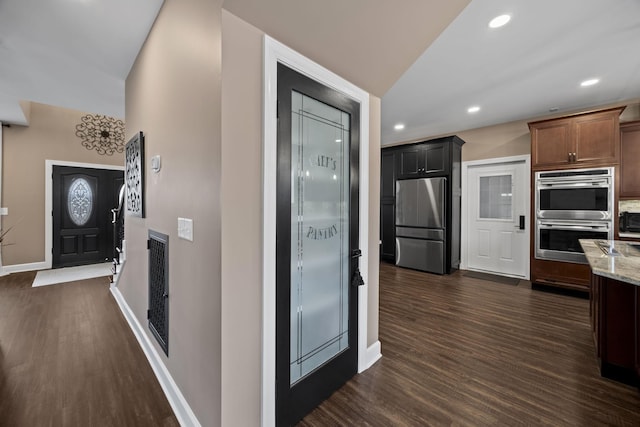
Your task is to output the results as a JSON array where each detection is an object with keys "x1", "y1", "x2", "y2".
[
  {"x1": 67, "y1": 178, "x2": 93, "y2": 226},
  {"x1": 479, "y1": 175, "x2": 512, "y2": 220},
  {"x1": 290, "y1": 91, "x2": 350, "y2": 385}
]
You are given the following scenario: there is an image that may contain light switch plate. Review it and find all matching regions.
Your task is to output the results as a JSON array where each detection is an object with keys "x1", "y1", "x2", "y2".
[
  {"x1": 151, "y1": 155, "x2": 161, "y2": 173},
  {"x1": 0, "y1": 207, "x2": 8, "y2": 216},
  {"x1": 178, "y1": 217, "x2": 193, "y2": 241}
]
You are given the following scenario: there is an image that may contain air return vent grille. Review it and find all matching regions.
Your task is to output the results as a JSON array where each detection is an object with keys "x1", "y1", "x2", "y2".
[{"x1": 148, "y1": 230, "x2": 169, "y2": 356}]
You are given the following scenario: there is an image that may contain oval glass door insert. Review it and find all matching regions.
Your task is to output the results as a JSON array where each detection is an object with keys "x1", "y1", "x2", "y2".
[{"x1": 67, "y1": 178, "x2": 93, "y2": 226}]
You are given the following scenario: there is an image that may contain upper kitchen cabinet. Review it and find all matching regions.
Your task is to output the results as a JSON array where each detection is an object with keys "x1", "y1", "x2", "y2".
[
  {"x1": 396, "y1": 140, "x2": 449, "y2": 179},
  {"x1": 529, "y1": 107, "x2": 625, "y2": 170},
  {"x1": 619, "y1": 120, "x2": 640, "y2": 199}
]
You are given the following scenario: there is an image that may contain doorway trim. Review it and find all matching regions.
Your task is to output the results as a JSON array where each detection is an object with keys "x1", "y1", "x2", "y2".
[
  {"x1": 461, "y1": 154, "x2": 531, "y2": 279},
  {"x1": 45, "y1": 160, "x2": 124, "y2": 269},
  {"x1": 263, "y1": 35, "x2": 377, "y2": 427}
]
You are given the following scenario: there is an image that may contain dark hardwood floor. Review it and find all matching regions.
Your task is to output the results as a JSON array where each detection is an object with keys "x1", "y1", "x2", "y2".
[
  {"x1": 0, "y1": 272, "x2": 178, "y2": 426},
  {"x1": 5, "y1": 264, "x2": 640, "y2": 426},
  {"x1": 299, "y1": 263, "x2": 640, "y2": 426}
]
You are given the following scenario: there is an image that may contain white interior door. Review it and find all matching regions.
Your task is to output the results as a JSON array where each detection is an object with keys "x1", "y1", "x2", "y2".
[{"x1": 466, "y1": 161, "x2": 528, "y2": 278}]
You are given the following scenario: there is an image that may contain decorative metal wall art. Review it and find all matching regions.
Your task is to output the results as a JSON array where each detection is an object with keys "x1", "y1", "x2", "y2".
[
  {"x1": 75, "y1": 114, "x2": 125, "y2": 155},
  {"x1": 125, "y1": 132, "x2": 145, "y2": 217}
]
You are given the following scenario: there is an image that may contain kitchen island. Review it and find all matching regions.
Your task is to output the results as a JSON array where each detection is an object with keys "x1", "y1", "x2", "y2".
[{"x1": 580, "y1": 239, "x2": 640, "y2": 386}]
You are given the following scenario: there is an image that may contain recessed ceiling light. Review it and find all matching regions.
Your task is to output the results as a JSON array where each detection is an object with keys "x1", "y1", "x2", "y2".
[
  {"x1": 467, "y1": 106, "x2": 481, "y2": 113},
  {"x1": 580, "y1": 78, "x2": 600, "y2": 87},
  {"x1": 335, "y1": 139, "x2": 342, "y2": 143},
  {"x1": 394, "y1": 123, "x2": 405, "y2": 131},
  {"x1": 489, "y1": 14, "x2": 511, "y2": 28}
]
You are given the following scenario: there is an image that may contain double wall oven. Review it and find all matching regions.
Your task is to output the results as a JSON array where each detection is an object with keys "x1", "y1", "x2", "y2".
[{"x1": 535, "y1": 167, "x2": 614, "y2": 263}]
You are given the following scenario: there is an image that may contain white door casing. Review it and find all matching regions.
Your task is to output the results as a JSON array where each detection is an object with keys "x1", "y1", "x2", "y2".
[{"x1": 462, "y1": 156, "x2": 530, "y2": 279}]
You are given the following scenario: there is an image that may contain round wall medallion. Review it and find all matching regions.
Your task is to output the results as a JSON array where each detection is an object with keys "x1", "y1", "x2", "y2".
[{"x1": 75, "y1": 114, "x2": 125, "y2": 156}]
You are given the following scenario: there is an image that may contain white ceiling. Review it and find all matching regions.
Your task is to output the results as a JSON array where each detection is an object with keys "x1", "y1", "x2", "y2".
[
  {"x1": 382, "y1": 0, "x2": 640, "y2": 145},
  {"x1": 1, "y1": 0, "x2": 639, "y2": 148},
  {"x1": 0, "y1": 0, "x2": 163, "y2": 125}
]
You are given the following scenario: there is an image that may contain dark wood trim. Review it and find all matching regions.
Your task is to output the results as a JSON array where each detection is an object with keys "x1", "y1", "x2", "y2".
[{"x1": 528, "y1": 105, "x2": 626, "y2": 127}]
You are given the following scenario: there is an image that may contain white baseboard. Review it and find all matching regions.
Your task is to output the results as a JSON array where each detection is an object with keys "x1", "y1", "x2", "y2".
[
  {"x1": 110, "y1": 287, "x2": 201, "y2": 427},
  {"x1": 2, "y1": 261, "x2": 48, "y2": 275},
  {"x1": 359, "y1": 340, "x2": 382, "y2": 373}
]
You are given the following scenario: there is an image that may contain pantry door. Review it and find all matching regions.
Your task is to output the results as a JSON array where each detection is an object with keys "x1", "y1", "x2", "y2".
[{"x1": 276, "y1": 63, "x2": 361, "y2": 426}]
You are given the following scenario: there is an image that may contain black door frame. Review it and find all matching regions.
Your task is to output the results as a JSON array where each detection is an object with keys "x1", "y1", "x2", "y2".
[
  {"x1": 45, "y1": 160, "x2": 124, "y2": 269},
  {"x1": 263, "y1": 37, "x2": 376, "y2": 427},
  {"x1": 275, "y1": 63, "x2": 361, "y2": 426}
]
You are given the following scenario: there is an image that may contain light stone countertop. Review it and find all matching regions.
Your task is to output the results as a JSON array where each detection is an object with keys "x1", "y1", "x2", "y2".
[{"x1": 579, "y1": 239, "x2": 640, "y2": 287}]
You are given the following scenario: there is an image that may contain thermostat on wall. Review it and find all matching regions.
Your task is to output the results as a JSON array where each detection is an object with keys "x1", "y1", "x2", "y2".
[{"x1": 151, "y1": 155, "x2": 161, "y2": 173}]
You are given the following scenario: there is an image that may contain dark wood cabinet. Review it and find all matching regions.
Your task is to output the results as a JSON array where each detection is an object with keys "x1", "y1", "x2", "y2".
[
  {"x1": 637, "y1": 289, "x2": 640, "y2": 379},
  {"x1": 529, "y1": 107, "x2": 624, "y2": 293},
  {"x1": 529, "y1": 107, "x2": 624, "y2": 170},
  {"x1": 396, "y1": 141, "x2": 449, "y2": 179},
  {"x1": 380, "y1": 136, "x2": 463, "y2": 268},
  {"x1": 531, "y1": 259, "x2": 591, "y2": 293},
  {"x1": 574, "y1": 111, "x2": 620, "y2": 164},
  {"x1": 590, "y1": 272, "x2": 600, "y2": 356},
  {"x1": 590, "y1": 273, "x2": 639, "y2": 385},
  {"x1": 619, "y1": 120, "x2": 640, "y2": 199},
  {"x1": 380, "y1": 149, "x2": 398, "y2": 262},
  {"x1": 381, "y1": 150, "x2": 397, "y2": 199},
  {"x1": 380, "y1": 202, "x2": 395, "y2": 262},
  {"x1": 530, "y1": 119, "x2": 573, "y2": 168}
]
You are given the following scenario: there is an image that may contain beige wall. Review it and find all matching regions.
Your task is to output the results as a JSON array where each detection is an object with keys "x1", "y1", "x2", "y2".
[
  {"x1": 2, "y1": 102, "x2": 123, "y2": 266},
  {"x1": 458, "y1": 119, "x2": 531, "y2": 162},
  {"x1": 122, "y1": 0, "x2": 222, "y2": 425},
  {"x1": 620, "y1": 101, "x2": 640, "y2": 122},
  {"x1": 220, "y1": 10, "x2": 262, "y2": 426},
  {"x1": 368, "y1": 96, "x2": 381, "y2": 346}
]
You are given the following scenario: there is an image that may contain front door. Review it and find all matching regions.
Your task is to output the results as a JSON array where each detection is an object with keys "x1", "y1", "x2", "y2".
[
  {"x1": 276, "y1": 63, "x2": 360, "y2": 426},
  {"x1": 467, "y1": 161, "x2": 528, "y2": 278},
  {"x1": 52, "y1": 166, "x2": 123, "y2": 268}
]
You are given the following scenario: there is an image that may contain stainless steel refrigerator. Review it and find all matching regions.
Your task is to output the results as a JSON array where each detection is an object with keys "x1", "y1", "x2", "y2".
[{"x1": 395, "y1": 177, "x2": 446, "y2": 274}]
